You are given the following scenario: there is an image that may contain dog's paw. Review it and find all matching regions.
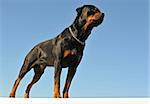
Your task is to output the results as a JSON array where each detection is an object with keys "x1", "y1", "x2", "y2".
[
  {"x1": 53, "y1": 94, "x2": 62, "y2": 98},
  {"x1": 24, "y1": 93, "x2": 29, "y2": 98},
  {"x1": 9, "y1": 93, "x2": 15, "y2": 98},
  {"x1": 63, "y1": 92, "x2": 69, "y2": 98}
]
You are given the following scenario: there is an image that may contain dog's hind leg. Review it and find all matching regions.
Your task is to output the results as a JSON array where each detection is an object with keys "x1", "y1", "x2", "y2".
[
  {"x1": 9, "y1": 76, "x2": 22, "y2": 97},
  {"x1": 9, "y1": 59, "x2": 32, "y2": 98},
  {"x1": 9, "y1": 48, "x2": 38, "y2": 98},
  {"x1": 24, "y1": 64, "x2": 45, "y2": 98}
]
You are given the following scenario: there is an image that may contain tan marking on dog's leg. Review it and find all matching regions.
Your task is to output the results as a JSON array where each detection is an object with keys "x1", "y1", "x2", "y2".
[
  {"x1": 9, "y1": 77, "x2": 22, "y2": 97},
  {"x1": 54, "y1": 79, "x2": 61, "y2": 98},
  {"x1": 63, "y1": 92, "x2": 69, "y2": 98},
  {"x1": 24, "y1": 82, "x2": 34, "y2": 98},
  {"x1": 63, "y1": 82, "x2": 71, "y2": 98},
  {"x1": 53, "y1": 61, "x2": 62, "y2": 98}
]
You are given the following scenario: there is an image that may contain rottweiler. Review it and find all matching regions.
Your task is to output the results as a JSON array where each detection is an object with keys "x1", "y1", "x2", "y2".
[{"x1": 9, "y1": 5, "x2": 104, "y2": 98}]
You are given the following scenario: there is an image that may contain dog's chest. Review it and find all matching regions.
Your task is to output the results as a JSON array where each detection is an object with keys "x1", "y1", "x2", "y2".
[{"x1": 61, "y1": 48, "x2": 79, "y2": 67}]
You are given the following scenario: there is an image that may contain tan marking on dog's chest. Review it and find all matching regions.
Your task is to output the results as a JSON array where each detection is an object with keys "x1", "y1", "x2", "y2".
[{"x1": 64, "y1": 49, "x2": 77, "y2": 58}]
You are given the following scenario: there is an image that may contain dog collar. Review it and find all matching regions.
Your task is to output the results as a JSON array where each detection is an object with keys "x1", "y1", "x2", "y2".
[{"x1": 69, "y1": 27, "x2": 85, "y2": 46}]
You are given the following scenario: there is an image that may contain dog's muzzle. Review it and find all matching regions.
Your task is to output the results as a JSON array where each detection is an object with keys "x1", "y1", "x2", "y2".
[{"x1": 93, "y1": 12, "x2": 104, "y2": 27}]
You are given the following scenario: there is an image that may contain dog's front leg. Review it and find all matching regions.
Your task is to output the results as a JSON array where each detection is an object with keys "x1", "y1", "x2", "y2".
[
  {"x1": 63, "y1": 66, "x2": 77, "y2": 98},
  {"x1": 53, "y1": 60, "x2": 62, "y2": 98}
]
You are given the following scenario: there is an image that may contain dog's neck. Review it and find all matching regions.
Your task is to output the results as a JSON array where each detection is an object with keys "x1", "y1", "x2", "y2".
[
  {"x1": 70, "y1": 22, "x2": 92, "y2": 43},
  {"x1": 69, "y1": 27, "x2": 85, "y2": 46}
]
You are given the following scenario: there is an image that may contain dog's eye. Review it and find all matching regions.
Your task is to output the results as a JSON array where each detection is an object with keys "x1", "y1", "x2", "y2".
[{"x1": 87, "y1": 11, "x2": 95, "y2": 16}]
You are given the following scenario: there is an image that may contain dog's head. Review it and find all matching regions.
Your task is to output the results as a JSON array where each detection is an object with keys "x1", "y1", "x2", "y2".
[{"x1": 76, "y1": 5, "x2": 104, "y2": 31}]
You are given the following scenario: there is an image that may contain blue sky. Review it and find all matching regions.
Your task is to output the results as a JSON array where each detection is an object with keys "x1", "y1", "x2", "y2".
[{"x1": 0, "y1": 0, "x2": 149, "y2": 98}]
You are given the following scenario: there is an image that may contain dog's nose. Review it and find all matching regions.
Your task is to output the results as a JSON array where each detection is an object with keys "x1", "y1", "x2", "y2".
[
  {"x1": 101, "y1": 13, "x2": 104, "y2": 19},
  {"x1": 102, "y1": 13, "x2": 104, "y2": 17}
]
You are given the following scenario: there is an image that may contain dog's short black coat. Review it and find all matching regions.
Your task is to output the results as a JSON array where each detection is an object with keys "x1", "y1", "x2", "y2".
[{"x1": 9, "y1": 5, "x2": 104, "y2": 98}]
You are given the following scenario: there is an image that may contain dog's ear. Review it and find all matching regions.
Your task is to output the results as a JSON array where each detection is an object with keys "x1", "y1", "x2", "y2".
[{"x1": 76, "y1": 7, "x2": 82, "y2": 15}]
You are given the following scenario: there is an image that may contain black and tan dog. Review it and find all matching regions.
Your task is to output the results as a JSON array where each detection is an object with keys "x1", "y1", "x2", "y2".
[{"x1": 9, "y1": 5, "x2": 104, "y2": 98}]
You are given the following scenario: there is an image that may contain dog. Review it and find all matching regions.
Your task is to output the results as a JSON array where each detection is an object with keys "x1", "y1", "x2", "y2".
[{"x1": 9, "y1": 5, "x2": 104, "y2": 98}]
